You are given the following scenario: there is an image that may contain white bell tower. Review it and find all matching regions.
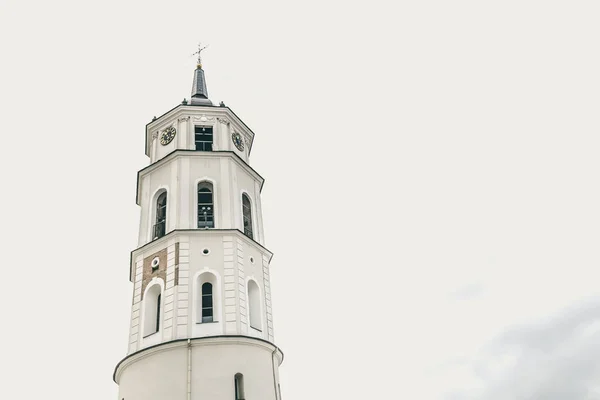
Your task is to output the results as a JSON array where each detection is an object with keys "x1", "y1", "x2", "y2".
[{"x1": 114, "y1": 50, "x2": 283, "y2": 400}]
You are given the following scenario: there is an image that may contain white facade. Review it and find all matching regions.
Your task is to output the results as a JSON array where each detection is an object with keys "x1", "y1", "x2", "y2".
[{"x1": 114, "y1": 68, "x2": 283, "y2": 400}]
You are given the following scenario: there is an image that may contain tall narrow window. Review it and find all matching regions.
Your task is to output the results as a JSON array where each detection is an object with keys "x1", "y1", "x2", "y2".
[
  {"x1": 198, "y1": 182, "x2": 214, "y2": 228},
  {"x1": 201, "y1": 282, "x2": 213, "y2": 323},
  {"x1": 248, "y1": 280, "x2": 261, "y2": 330},
  {"x1": 154, "y1": 192, "x2": 167, "y2": 239},
  {"x1": 197, "y1": 273, "x2": 218, "y2": 324},
  {"x1": 156, "y1": 293, "x2": 161, "y2": 332},
  {"x1": 143, "y1": 284, "x2": 162, "y2": 336},
  {"x1": 234, "y1": 373, "x2": 245, "y2": 400},
  {"x1": 195, "y1": 126, "x2": 213, "y2": 151},
  {"x1": 242, "y1": 194, "x2": 253, "y2": 239}
]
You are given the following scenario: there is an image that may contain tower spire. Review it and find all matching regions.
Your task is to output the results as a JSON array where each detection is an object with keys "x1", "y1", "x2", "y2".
[
  {"x1": 192, "y1": 43, "x2": 209, "y2": 69},
  {"x1": 190, "y1": 43, "x2": 212, "y2": 106}
]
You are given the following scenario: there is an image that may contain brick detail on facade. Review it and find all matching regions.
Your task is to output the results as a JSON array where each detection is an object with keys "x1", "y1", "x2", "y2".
[{"x1": 141, "y1": 247, "x2": 168, "y2": 300}]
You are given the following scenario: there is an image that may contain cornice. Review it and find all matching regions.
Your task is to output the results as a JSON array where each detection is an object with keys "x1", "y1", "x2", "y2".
[
  {"x1": 145, "y1": 105, "x2": 256, "y2": 157},
  {"x1": 129, "y1": 228, "x2": 274, "y2": 281},
  {"x1": 135, "y1": 149, "x2": 265, "y2": 206},
  {"x1": 113, "y1": 335, "x2": 284, "y2": 383}
]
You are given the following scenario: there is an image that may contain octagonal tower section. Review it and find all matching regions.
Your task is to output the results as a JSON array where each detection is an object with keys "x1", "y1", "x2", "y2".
[{"x1": 128, "y1": 103, "x2": 275, "y2": 352}]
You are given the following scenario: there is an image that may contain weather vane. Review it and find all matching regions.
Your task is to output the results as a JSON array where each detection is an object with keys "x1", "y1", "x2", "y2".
[{"x1": 192, "y1": 43, "x2": 209, "y2": 68}]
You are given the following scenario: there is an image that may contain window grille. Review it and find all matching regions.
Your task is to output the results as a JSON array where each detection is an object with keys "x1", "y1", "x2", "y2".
[
  {"x1": 195, "y1": 126, "x2": 213, "y2": 151},
  {"x1": 198, "y1": 182, "x2": 214, "y2": 228}
]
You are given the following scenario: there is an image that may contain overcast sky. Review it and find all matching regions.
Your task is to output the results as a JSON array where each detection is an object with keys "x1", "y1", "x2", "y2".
[{"x1": 2, "y1": 1, "x2": 600, "y2": 399}]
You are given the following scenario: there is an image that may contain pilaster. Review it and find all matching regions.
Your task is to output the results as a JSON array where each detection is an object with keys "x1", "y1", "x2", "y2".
[
  {"x1": 176, "y1": 239, "x2": 190, "y2": 338},
  {"x1": 262, "y1": 253, "x2": 275, "y2": 342},
  {"x1": 223, "y1": 235, "x2": 237, "y2": 334},
  {"x1": 237, "y1": 237, "x2": 247, "y2": 335}
]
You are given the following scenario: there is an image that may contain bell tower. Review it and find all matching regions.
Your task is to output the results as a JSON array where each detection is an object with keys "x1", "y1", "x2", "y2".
[{"x1": 114, "y1": 48, "x2": 283, "y2": 400}]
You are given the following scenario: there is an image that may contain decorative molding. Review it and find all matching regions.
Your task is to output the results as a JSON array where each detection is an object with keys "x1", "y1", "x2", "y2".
[
  {"x1": 193, "y1": 115, "x2": 215, "y2": 122},
  {"x1": 152, "y1": 131, "x2": 159, "y2": 140},
  {"x1": 177, "y1": 116, "x2": 190, "y2": 122},
  {"x1": 217, "y1": 117, "x2": 230, "y2": 125}
]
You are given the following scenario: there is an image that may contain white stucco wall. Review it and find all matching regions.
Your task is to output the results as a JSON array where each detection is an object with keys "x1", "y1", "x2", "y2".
[
  {"x1": 118, "y1": 345, "x2": 188, "y2": 400},
  {"x1": 116, "y1": 337, "x2": 283, "y2": 400}
]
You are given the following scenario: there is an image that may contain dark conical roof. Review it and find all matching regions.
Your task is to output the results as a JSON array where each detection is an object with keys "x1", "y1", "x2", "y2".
[{"x1": 190, "y1": 66, "x2": 212, "y2": 106}]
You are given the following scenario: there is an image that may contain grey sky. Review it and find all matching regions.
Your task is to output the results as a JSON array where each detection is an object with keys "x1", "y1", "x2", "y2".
[
  {"x1": 1, "y1": 1, "x2": 599, "y2": 399},
  {"x1": 446, "y1": 298, "x2": 600, "y2": 399}
]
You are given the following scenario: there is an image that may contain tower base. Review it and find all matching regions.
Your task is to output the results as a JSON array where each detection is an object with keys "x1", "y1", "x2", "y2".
[{"x1": 114, "y1": 336, "x2": 283, "y2": 400}]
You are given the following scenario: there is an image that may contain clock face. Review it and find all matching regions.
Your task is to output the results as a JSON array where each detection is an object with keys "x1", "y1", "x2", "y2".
[
  {"x1": 160, "y1": 126, "x2": 176, "y2": 145},
  {"x1": 231, "y1": 132, "x2": 244, "y2": 152}
]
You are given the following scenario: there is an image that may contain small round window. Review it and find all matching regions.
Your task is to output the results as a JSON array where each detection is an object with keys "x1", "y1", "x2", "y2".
[
  {"x1": 250, "y1": 257, "x2": 255, "y2": 264},
  {"x1": 151, "y1": 257, "x2": 160, "y2": 270},
  {"x1": 202, "y1": 248, "x2": 210, "y2": 255}
]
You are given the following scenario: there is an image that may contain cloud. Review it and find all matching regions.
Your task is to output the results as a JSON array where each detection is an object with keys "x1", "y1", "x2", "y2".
[{"x1": 446, "y1": 297, "x2": 600, "y2": 400}]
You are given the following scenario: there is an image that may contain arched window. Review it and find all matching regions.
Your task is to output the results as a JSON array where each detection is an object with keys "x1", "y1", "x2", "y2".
[
  {"x1": 154, "y1": 191, "x2": 167, "y2": 239},
  {"x1": 242, "y1": 194, "x2": 253, "y2": 239},
  {"x1": 196, "y1": 272, "x2": 219, "y2": 325},
  {"x1": 143, "y1": 284, "x2": 162, "y2": 336},
  {"x1": 198, "y1": 182, "x2": 214, "y2": 228},
  {"x1": 248, "y1": 280, "x2": 261, "y2": 330},
  {"x1": 234, "y1": 373, "x2": 245, "y2": 400},
  {"x1": 201, "y1": 282, "x2": 213, "y2": 323}
]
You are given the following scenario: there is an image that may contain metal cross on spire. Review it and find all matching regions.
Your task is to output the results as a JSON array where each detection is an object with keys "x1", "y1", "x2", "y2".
[{"x1": 192, "y1": 43, "x2": 209, "y2": 68}]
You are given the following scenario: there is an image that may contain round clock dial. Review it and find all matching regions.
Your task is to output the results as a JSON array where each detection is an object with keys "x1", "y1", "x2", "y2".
[
  {"x1": 160, "y1": 126, "x2": 176, "y2": 145},
  {"x1": 231, "y1": 132, "x2": 244, "y2": 152}
]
